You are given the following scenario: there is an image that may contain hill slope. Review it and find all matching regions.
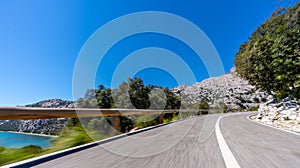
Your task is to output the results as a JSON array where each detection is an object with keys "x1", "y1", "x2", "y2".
[
  {"x1": 172, "y1": 67, "x2": 273, "y2": 110},
  {"x1": 0, "y1": 99, "x2": 75, "y2": 135}
]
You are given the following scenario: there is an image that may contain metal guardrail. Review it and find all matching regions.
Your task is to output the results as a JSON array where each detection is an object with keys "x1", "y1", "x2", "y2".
[
  {"x1": 0, "y1": 107, "x2": 203, "y2": 120},
  {"x1": 0, "y1": 107, "x2": 208, "y2": 131}
]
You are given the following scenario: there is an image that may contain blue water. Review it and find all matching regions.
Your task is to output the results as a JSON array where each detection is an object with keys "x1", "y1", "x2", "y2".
[{"x1": 0, "y1": 132, "x2": 55, "y2": 148}]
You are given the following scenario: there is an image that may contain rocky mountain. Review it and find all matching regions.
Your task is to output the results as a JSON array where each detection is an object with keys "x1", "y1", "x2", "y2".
[
  {"x1": 172, "y1": 67, "x2": 273, "y2": 110},
  {"x1": 0, "y1": 67, "x2": 277, "y2": 134},
  {"x1": 0, "y1": 99, "x2": 75, "y2": 135},
  {"x1": 25, "y1": 99, "x2": 76, "y2": 108}
]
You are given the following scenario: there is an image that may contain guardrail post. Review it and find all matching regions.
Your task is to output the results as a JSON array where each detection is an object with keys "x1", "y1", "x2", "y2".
[
  {"x1": 159, "y1": 113, "x2": 164, "y2": 124},
  {"x1": 112, "y1": 116, "x2": 121, "y2": 132}
]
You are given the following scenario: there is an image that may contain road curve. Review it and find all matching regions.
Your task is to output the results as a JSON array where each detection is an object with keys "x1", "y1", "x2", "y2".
[
  {"x1": 7, "y1": 112, "x2": 300, "y2": 168},
  {"x1": 220, "y1": 113, "x2": 300, "y2": 168},
  {"x1": 31, "y1": 114, "x2": 224, "y2": 168}
]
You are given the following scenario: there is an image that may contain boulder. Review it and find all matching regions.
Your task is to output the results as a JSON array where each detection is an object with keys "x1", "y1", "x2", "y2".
[{"x1": 256, "y1": 97, "x2": 300, "y2": 132}]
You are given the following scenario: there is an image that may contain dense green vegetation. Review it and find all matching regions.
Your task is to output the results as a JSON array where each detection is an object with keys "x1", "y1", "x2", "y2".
[
  {"x1": 198, "y1": 99, "x2": 210, "y2": 115},
  {"x1": 77, "y1": 77, "x2": 181, "y2": 110},
  {"x1": 47, "y1": 118, "x2": 95, "y2": 152},
  {"x1": 0, "y1": 118, "x2": 111, "y2": 166},
  {"x1": 5, "y1": 2, "x2": 299, "y2": 166},
  {"x1": 235, "y1": 3, "x2": 300, "y2": 99},
  {"x1": 0, "y1": 145, "x2": 43, "y2": 166},
  {"x1": 76, "y1": 77, "x2": 184, "y2": 133}
]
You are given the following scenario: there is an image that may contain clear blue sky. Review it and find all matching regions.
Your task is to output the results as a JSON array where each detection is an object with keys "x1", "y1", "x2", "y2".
[{"x1": 0, "y1": 0, "x2": 298, "y2": 106}]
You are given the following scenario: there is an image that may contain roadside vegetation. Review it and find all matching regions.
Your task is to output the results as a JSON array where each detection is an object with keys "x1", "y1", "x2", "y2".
[
  {"x1": 2, "y1": 2, "x2": 299, "y2": 166},
  {"x1": 0, "y1": 145, "x2": 43, "y2": 166},
  {"x1": 235, "y1": 3, "x2": 300, "y2": 101}
]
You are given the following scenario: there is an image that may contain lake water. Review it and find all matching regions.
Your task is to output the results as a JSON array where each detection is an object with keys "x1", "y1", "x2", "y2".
[{"x1": 0, "y1": 132, "x2": 55, "y2": 148}]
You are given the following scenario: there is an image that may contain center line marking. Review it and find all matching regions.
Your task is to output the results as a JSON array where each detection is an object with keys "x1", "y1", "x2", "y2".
[{"x1": 215, "y1": 116, "x2": 241, "y2": 168}]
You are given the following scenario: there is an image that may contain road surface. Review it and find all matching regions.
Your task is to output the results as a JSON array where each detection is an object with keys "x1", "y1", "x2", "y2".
[{"x1": 9, "y1": 112, "x2": 300, "y2": 168}]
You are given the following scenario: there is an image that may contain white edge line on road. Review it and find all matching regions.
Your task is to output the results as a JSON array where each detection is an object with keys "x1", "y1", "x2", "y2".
[
  {"x1": 2, "y1": 117, "x2": 194, "y2": 168},
  {"x1": 246, "y1": 114, "x2": 300, "y2": 136},
  {"x1": 215, "y1": 116, "x2": 241, "y2": 168}
]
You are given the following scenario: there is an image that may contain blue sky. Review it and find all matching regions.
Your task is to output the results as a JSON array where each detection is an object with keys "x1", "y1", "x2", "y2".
[{"x1": 0, "y1": 0, "x2": 298, "y2": 106}]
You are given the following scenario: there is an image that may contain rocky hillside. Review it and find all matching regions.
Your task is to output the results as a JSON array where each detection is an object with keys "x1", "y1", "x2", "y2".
[
  {"x1": 0, "y1": 67, "x2": 276, "y2": 134},
  {"x1": 25, "y1": 99, "x2": 75, "y2": 108},
  {"x1": 172, "y1": 67, "x2": 273, "y2": 110},
  {"x1": 0, "y1": 99, "x2": 75, "y2": 135},
  {"x1": 252, "y1": 97, "x2": 300, "y2": 132}
]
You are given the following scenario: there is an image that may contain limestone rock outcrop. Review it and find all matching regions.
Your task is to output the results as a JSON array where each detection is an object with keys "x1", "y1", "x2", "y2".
[
  {"x1": 0, "y1": 99, "x2": 75, "y2": 135},
  {"x1": 253, "y1": 97, "x2": 300, "y2": 132},
  {"x1": 172, "y1": 67, "x2": 272, "y2": 110}
]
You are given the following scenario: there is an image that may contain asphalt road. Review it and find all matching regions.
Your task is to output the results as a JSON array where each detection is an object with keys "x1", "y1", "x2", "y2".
[
  {"x1": 12, "y1": 112, "x2": 300, "y2": 168},
  {"x1": 220, "y1": 113, "x2": 300, "y2": 168}
]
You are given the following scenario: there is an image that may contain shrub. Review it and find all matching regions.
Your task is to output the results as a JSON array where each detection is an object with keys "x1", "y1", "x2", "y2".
[
  {"x1": 0, "y1": 145, "x2": 43, "y2": 166},
  {"x1": 248, "y1": 105, "x2": 259, "y2": 111},
  {"x1": 136, "y1": 114, "x2": 158, "y2": 129},
  {"x1": 246, "y1": 99, "x2": 253, "y2": 103},
  {"x1": 253, "y1": 97, "x2": 260, "y2": 103},
  {"x1": 0, "y1": 147, "x2": 5, "y2": 153},
  {"x1": 261, "y1": 98, "x2": 267, "y2": 102},
  {"x1": 198, "y1": 101, "x2": 210, "y2": 115}
]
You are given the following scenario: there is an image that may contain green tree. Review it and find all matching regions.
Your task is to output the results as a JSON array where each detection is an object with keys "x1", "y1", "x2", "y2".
[
  {"x1": 135, "y1": 114, "x2": 158, "y2": 129},
  {"x1": 148, "y1": 86, "x2": 166, "y2": 110},
  {"x1": 113, "y1": 82, "x2": 134, "y2": 109},
  {"x1": 95, "y1": 85, "x2": 113, "y2": 108},
  {"x1": 234, "y1": 3, "x2": 300, "y2": 99},
  {"x1": 128, "y1": 78, "x2": 151, "y2": 109},
  {"x1": 77, "y1": 85, "x2": 114, "y2": 108},
  {"x1": 77, "y1": 89, "x2": 98, "y2": 108},
  {"x1": 76, "y1": 78, "x2": 182, "y2": 133},
  {"x1": 164, "y1": 87, "x2": 181, "y2": 109},
  {"x1": 87, "y1": 117, "x2": 112, "y2": 135}
]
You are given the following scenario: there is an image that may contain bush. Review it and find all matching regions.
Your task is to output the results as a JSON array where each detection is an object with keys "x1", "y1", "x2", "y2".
[
  {"x1": 236, "y1": 102, "x2": 246, "y2": 109},
  {"x1": 248, "y1": 105, "x2": 259, "y2": 111},
  {"x1": 0, "y1": 145, "x2": 43, "y2": 166},
  {"x1": 136, "y1": 114, "x2": 158, "y2": 129},
  {"x1": 120, "y1": 116, "x2": 135, "y2": 133},
  {"x1": 245, "y1": 99, "x2": 253, "y2": 103},
  {"x1": 261, "y1": 98, "x2": 267, "y2": 102},
  {"x1": 87, "y1": 117, "x2": 113, "y2": 135},
  {"x1": 0, "y1": 147, "x2": 5, "y2": 153},
  {"x1": 253, "y1": 97, "x2": 260, "y2": 103},
  {"x1": 198, "y1": 100, "x2": 210, "y2": 115},
  {"x1": 213, "y1": 102, "x2": 228, "y2": 113},
  {"x1": 51, "y1": 126, "x2": 93, "y2": 150}
]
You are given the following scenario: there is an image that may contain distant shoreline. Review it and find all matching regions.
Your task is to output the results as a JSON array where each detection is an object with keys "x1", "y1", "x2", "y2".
[{"x1": 0, "y1": 131, "x2": 58, "y2": 138}]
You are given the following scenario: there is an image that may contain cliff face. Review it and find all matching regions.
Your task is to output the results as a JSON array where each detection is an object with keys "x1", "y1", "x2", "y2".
[
  {"x1": 0, "y1": 99, "x2": 75, "y2": 135},
  {"x1": 172, "y1": 67, "x2": 273, "y2": 110}
]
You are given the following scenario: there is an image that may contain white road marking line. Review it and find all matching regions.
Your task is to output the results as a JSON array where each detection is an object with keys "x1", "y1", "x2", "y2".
[
  {"x1": 247, "y1": 114, "x2": 300, "y2": 136},
  {"x1": 215, "y1": 116, "x2": 241, "y2": 168}
]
